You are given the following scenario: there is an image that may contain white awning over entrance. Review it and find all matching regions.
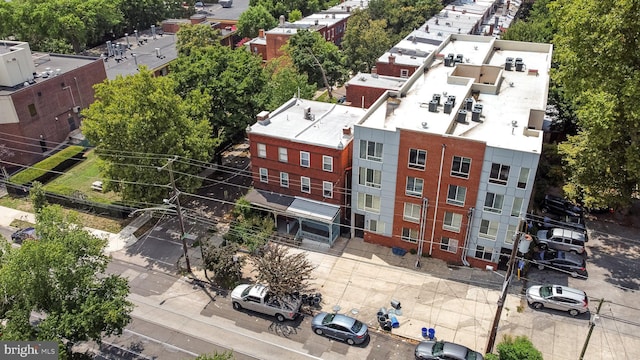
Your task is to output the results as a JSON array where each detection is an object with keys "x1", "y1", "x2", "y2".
[{"x1": 287, "y1": 197, "x2": 340, "y2": 223}]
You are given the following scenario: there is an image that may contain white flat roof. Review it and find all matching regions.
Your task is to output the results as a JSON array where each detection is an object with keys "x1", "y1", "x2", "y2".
[
  {"x1": 347, "y1": 72, "x2": 407, "y2": 90},
  {"x1": 362, "y1": 35, "x2": 552, "y2": 154},
  {"x1": 250, "y1": 98, "x2": 367, "y2": 149}
]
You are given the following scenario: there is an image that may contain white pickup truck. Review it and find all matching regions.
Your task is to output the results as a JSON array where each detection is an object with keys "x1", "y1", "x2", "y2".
[{"x1": 231, "y1": 284, "x2": 302, "y2": 322}]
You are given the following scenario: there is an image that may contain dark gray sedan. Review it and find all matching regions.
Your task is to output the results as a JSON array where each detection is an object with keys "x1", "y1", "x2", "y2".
[
  {"x1": 311, "y1": 312, "x2": 368, "y2": 345},
  {"x1": 415, "y1": 340, "x2": 484, "y2": 360}
]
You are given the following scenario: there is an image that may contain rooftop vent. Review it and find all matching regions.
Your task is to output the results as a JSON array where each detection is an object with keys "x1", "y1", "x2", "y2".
[{"x1": 421, "y1": 121, "x2": 428, "y2": 128}]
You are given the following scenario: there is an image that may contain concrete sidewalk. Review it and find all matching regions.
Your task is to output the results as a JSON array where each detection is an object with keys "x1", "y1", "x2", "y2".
[{"x1": 3, "y1": 205, "x2": 636, "y2": 359}]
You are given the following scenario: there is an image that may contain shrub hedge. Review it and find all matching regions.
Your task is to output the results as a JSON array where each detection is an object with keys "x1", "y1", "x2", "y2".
[{"x1": 9, "y1": 146, "x2": 85, "y2": 185}]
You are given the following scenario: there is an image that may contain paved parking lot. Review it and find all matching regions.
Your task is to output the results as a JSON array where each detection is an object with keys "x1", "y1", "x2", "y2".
[{"x1": 514, "y1": 216, "x2": 640, "y2": 359}]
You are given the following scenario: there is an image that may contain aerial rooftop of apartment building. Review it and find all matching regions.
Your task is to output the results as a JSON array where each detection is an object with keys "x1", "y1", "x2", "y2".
[
  {"x1": 249, "y1": 97, "x2": 367, "y2": 148},
  {"x1": 365, "y1": 35, "x2": 551, "y2": 154}
]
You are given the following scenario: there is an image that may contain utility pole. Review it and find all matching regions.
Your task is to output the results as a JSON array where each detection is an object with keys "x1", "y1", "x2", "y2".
[
  {"x1": 159, "y1": 156, "x2": 192, "y2": 273},
  {"x1": 486, "y1": 217, "x2": 526, "y2": 353},
  {"x1": 580, "y1": 298, "x2": 605, "y2": 359}
]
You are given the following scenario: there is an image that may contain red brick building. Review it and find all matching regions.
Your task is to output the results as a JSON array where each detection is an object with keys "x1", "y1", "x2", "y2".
[
  {"x1": 246, "y1": 98, "x2": 366, "y2": 247},
  {"x1": 0, "y1": 41, "x2": 106, "y2": 168}
]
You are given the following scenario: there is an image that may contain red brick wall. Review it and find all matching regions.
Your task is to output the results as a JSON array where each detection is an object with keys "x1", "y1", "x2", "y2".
[
  {"x1": 375, "y1": 60, "x2": 418, "y2": 78},
  {"x1": 2, "y1": 59, "x2": 106, "y2": 166},
  {"x1": 345, "y1": 84, "x2": 387, "y2": 109},
  {"x1": 265, "y1": 33, "x2": 291, "y2": 61},
  {"x1": 389, "y1": 130, "x2": 486, "y2": 265},
  {"x1": 248, "y1": 132, "x2": 353, "y2": 222}
]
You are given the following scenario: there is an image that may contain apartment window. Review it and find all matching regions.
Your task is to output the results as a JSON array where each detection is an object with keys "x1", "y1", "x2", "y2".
[
  {"x1": 400, "y1": 69, "x2": 409, "y2": 78},
  {"x1": 323, "y1": 155, "x2": 333, "y2": 172},
  {"x1": 368, "y1": 219, "x2": 385, "y2": 233},
  {"x1": 278, "y1": 147, "x2": 288, "y2": 162},
  {"x1": 406, "y1": 176, "x2": 424, "y2": 197},
  {"x1": 359, "y1": 167, "x2": 382, "y2": 188},
  {"x1": 447, "y1": 185, "x2": 467, "y2": 206},
  {"x1": 408, "y1": 148, "x2": 427, "y2": 170},
  {"x1": 505, "y1": 224, "x2": 517, "y2": 245},
  {"x1": 403, "y1": 203, "x2": 421, "y2": 223},
  {"x1": 259, "y1": 168, "x2": 268, "y2": 183},
  {"x1": 489, "y1": 163, "x2": 510, "y2": 185},
  {"x1": 357, "y1": 193, "x2": 381, "y2": 213},
  {"x1": 511, "y1": 197, "x2": 523, "y2": 217},
  {"x1": 280, "y1": 172, "x2": 289, "y2": 188},
  {"x1": 479, "y1": 219, "x2": 499, "y2": 240},
  {"x1": 323, "y1": 181, "x2": 333, "y2": 198},
  {"x1": 441, "y1": 237, "x2": 459, "y2": 253},
  {"x1": 257, "y1": 143, "x2": 266, "y2": 158},
  {"x1": 518, "y1": 168, "x2": 530, "y2": 189},
  {"x1": 443, "y1": 212, "x2": 463, "y2": 232},
  {"x1": 300, "y1": 151, "x2": 310, "y2": 167},
  {"x1": 301, "y1": 176, "x2": 311, "y2": 193},
  {"x1": 483, "y1": 192, "x2": 504, "y2": 214},
  {"x1": 360, "y1": 140, "x2": 383, "y2": 162},
  {"x1": 451, "y1": 156, "x2": 471, "y2": 178},
  {"x1": 28, "y1": 104, "x2": 37, "y2": 116},
  {"x1": 475, "y1": 245, "x2": 494, "y2": 261},
  {"x1": 401, "y1": 227, "x2": 419, "y2": 243}
]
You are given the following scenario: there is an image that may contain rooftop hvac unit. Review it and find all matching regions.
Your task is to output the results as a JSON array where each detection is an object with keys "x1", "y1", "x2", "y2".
[
  {"x1": 304, "y1": 106, "x2": 312, "y2": 120},
  {"x1": 447, "y1": 95, "x2": 456, "y2": 107},
  {"x1": 471, "y1": 108, "x2": 482, "y2": 122},
  {"x1": 457, "y1": 110, "x2": 467, "y2": 123},
  {"x1": 505, "y1": 57, "x2": 514, "y2": 71},
  {"x1": 473, "y1": 104, "x2": 483, "y2": 114},
  {"x1": 444, "y1": 101, "x2": 453, "y2": 114},
  {"x1": 465, "y1": 98, "x2": 474, "y2": 111},
  {"x1": 428, "y1": 100, "x2": 438, "y2": 112},
  {"x1": 432, "y1": 93, "x2": 441, "y2": 105},
  {"x1": 455, "y1": 54, "x2": 464, "y2": 63}
]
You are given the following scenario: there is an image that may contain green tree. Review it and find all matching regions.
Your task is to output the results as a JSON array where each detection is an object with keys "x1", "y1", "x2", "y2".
[
  {"x1": 552, "y1": 0, "x2": 640, "y2": 211},
  {"x1": 237, "y1": 5, "x2": 278, "y2": 38},
  {"x1": 171, "y1": 46, "x2": 267, "y2": 146},
  {"x1": 486, "y1": 335, "x2": 543, "y2": 360},
  {"x1": 288, "y1": 9, "x2": 303, "y2": 22},
  {"x1": 117, "y1": 0, "x2": 185, "y2": 34},
  {"x1": 341, "y1": 10, "x2": 392, "y2": 73},
  {"x1": 285, "y1": 30, "x2": 348, "y2": 97},
  {"x1": 176, "y1": 23, "x2": 222, "y2": 56},
  {"x1": 262, "y1": 55, "x2": 316, "y2": 111},
  {"x1": 29, "y1": 181, "x2": 47, "y2": 214},
  {"x1": 251, "y1": 243, "x2": 315, "y2": 299},
  {"x1": 501, "y1": 0, "x2": 554, "y2": 43},
  {"x1": 203, "y1": 243, "x2": 245, "y2": 288},
  {"x1": 0, "y1": 205, "x2": 133, "y2": 358},
  {"x1": 367, "y1": 0, "x2": 439, "y2": 41},
  {"x1": 9, "y1": 0, "x2": 122, "y2": 53},
  {"x1": 81, "y1": 68, "x2": 215, "y2": 204}
]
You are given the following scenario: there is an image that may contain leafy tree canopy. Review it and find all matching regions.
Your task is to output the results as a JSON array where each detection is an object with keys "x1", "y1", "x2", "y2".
[
  {"x1": 551, "y1": 0, "x2": 640, "y2": 211},
  {"x1": 176, "y1": 23, "x2": 223, "y2": 56},
  {"x1": 81, "y1": 68, "x2": 215, "y2": 204},
  {"x1": 501, "y1": 0, "x2": 554, "y2": 43},
  {"x1": 0, "y1": 205, "x2": 133, "y2": 358},
  {"x1": 249, "y1": 0, "x2": 328, "y2": 19},
  {"x1": 486, "y1": 335, "x2": 543, "y2": 360},
  {"x1": 237, "y1": 5, "x2": 278, "y2": 38},
  {"x1": 203, "y1": 243, "x2": 245, "y2": 288},
  {"x1": 262, "y1": 55, "x2": 317, "y2": 111},
  {"x1": 285, "y1": 30, "x2": 348, "y2": 93},
  {"x1": 194, "y1": 352, "x2": 235, "y2": 360},
  {"x1": 341, "y1": 9, "x2": 392, "y2": 73},
  {"x1": 170, "y1": 45, "x2": 267, "y2": 145}
]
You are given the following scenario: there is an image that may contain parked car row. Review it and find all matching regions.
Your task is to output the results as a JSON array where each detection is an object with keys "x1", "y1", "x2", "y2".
[
  {"x1": 531, "y1": 249, "x2": 588, "y2": 278},
  {"x1": 231, "y1": 283, "x2": 483, "y2": 358}
]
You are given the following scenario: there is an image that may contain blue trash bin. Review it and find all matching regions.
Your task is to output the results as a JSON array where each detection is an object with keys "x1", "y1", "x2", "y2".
[
  {"x1": 421, "y1": 327, "x2": 428, "y2": 337},
  {"x1": 428, "y1": 328, "x2": 436, "y2": 340}
]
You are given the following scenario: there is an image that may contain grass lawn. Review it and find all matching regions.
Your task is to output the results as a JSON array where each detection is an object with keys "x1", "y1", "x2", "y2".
[{"x1": 44, "y1": 149, "x2": 121, "y2": 204}]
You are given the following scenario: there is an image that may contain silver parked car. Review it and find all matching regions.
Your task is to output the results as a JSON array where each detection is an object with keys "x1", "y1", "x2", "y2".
[
  {"x1": 536, "y1": 228, "x2": 586, "y2": 254},
  {"x1": 415, "y1": 340, "x2": 484, "y2": 360},
  {"x1": 526, "y1": 284, "x2": 589, "y2": 316},
  {"x1": 311, "y1": 312, "x2": 369, "y2": 345}
]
